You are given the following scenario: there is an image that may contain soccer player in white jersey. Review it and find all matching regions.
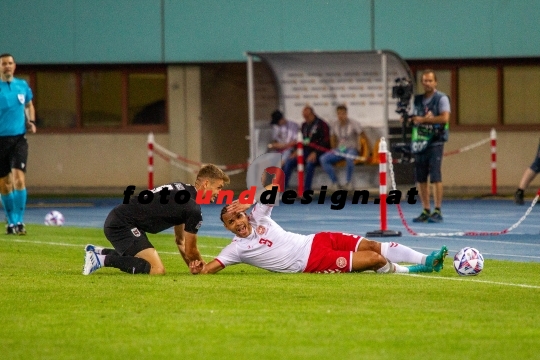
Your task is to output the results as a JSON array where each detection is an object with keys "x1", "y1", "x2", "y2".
[{"x1": 190, "y1": 201, "x2": 448, "y2": 275}]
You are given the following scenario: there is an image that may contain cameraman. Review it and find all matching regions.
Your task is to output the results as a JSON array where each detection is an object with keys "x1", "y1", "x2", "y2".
[{"x1": 410, "y1": 69, "x2": 450, "y2": 223}]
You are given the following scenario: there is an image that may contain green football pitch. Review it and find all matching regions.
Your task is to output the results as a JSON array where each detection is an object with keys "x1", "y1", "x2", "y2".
[{"x1": 1, "y1": 225, "x2": 539, "y2": 360}]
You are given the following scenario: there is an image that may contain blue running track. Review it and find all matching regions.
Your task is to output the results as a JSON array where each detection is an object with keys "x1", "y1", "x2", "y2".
[{"x1": 17, "y1": 197, "x2": 540, "y2": 263}]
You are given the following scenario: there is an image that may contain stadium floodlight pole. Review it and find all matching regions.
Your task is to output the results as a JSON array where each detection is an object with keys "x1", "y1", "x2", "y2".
[
  {"x1": 147, "y1": 132, "x2": 154, "y2": 190},
  {"x1": 247, "y1": 53, "x2": 256, "y2": 163},
  {"x1": 296, "y1": 131, "x2": 304, "y2": 196},
  {"x1": 366, "y1": 137, "x2": 401, "y2": 238},
  {"x1": 491, "y1": 128, "x2": 497, "y2": 195}
]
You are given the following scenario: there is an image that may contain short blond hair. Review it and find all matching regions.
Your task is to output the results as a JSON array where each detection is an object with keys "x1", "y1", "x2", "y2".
[{"x1": 196, "y1": 164, "x2": 230, "y2": 185}]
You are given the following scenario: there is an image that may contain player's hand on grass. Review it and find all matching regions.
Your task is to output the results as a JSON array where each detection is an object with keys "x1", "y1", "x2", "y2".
[{"x1": 189, "y1": 260, "x2": 204, "y2": 275}]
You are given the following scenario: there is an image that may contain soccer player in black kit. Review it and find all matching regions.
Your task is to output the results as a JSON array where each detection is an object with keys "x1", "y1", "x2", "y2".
[{"x1": 83, "y1": 164, "x2": 230, "y2": 275}]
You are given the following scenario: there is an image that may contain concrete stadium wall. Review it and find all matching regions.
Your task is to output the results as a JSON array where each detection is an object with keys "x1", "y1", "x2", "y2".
[{"x1": 2, "y1": 0, "x2": 539, "y2": 63}]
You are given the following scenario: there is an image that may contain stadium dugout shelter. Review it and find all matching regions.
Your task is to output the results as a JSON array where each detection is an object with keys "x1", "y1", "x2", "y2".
[{"x1": 246, "y1": 50, "x2": 414, "y2": 190}]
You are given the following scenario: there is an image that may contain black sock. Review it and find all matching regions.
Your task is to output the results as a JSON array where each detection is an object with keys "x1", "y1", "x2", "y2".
[
  {"x1": 101, "y1": 248, "x2": 120, "y2": 256},
  {"x1": 423, "y1": 208, "x2": 430, "y2": 214},
  {"x1": 104, "y1": 255, "x2": 151, "y2": 274},
  {"x1": 435, "y1": 207, "x2": 441, "y2": 213}
]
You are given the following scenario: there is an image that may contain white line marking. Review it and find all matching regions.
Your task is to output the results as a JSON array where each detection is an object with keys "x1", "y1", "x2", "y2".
[
  {"x1": 0, "y1": 238, "x2": 219, "y2": 258},
  {"x1": 403, "y1": 273, "x2": 540, "y2": 289},
  {"x1": 426, "y1": 236, "x2": 540, "y2": 247},
  {"x1": 1, "y1": 238, "x2": 81, "y2": 247},
  {"x1": 413, "y1": 246, "x2": 540, "y2": 260}
]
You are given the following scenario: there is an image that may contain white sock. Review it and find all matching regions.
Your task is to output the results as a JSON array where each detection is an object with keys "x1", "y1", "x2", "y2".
[
  {"x1": 97, "y1": 254, "x2": 106, "y2": 266},
  {"x1": 381, "y1": 242, "x2": 425, "y2": 264},
  {"x1": 393, "y1": 263, "x2": 409, "y2": 273},
  {"x1": 376, "y1": 261, "x2": 392, "y2": 273}
]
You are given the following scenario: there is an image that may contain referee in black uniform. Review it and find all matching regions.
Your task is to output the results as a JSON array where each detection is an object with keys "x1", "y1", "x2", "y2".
[{"x1": 83, "y1": 164, "x2": 230, "y2": 275}]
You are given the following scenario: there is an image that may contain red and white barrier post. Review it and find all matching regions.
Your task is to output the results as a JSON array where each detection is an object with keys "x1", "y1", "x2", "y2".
[
  {"x1": 490, "y1": 128, "x2": 497, "y2": 195},
  {"x1": 147, "y1": 132, "x2": 154, "y2": 190},
  {"x1": 379, "y1": 139, "x2": 388, "y2": 231},
  {"x1": 297, "y1": 131, "x2": 304, "y2": 195},
  {"x1": 366, "y1": 137, "x2": 401, "y2": 238}
]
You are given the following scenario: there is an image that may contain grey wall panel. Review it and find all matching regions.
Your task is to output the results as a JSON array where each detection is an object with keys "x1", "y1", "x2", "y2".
[
  {"x1": 374, "y1": 0, "x2": 494, "y2": 59},
  {"x1": 492, "y1": 0, "x2": 540, "y2": 57},
  {"x1": 0, "y1": 0, "x2": 76, "y2": 63},
  {"x1": 164, "y1": 0, "x2": 283, "y2": 62},
  {"x1": 73, "y1": 0, "x2": 162, "y2": 63},
  {"x1": 2, "y1": 0, "x2": 539, "y2": 64},
  {"x1": 280, "y1": 0, "x2": 372, "y2": 51}
]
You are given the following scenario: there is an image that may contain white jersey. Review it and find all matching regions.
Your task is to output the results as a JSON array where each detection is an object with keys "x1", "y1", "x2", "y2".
[
  {"x1": 215, "y1": 203, "x2": 314, "y2": 273},
  {"x1": 272, "y1": 120, "x2": 299, "y2": 144}
]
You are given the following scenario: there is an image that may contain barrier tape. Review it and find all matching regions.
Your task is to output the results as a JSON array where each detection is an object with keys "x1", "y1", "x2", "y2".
[
  {"x1": 442, "y1": 137, "x2": 491, "y2": 157},
  {"x1": 306, "y1": 136, "x2": 489, "y2": 163},
  {"x1": 152, "y1": 141, "x2": 248, "y2": 171},
  {"x1": 302, "y1": 141, "x2": 367, "y2": 162},
  {"x1": 147, "y1": 133, "x2": 248, "y2": 181},
  {"x1": 387, "y1": 151, "x2": 538, "y2": 237},
  {"x1": 154, "y1": 147, "x2": 245, "y2": 176}
]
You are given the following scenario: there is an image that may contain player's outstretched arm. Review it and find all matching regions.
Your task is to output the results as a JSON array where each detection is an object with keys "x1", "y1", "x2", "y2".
[
  {"x1": 184, "y1": 231, "x2": 203, "y2": 263},
  {"x1": 174, "y1": 225, "x2": 190, "y2": 266},
  {"x1": 174, "y1": 225, "x2": 204, "y2": 265},
  {"x1": 190, "y1": 260, "x2": 224, "y2": 275}
]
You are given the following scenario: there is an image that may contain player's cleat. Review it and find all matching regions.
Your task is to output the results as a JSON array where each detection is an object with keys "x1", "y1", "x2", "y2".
[
  {"x1": 406, "y1": 264, "x2": 433, "y2": 273},
  {"x1": 16, "y1": 223, "x2": 26, "y2": 235},
  {"x1": 428, "y1": 209, "x2": 443, "y2": 223},
  {"x1": 514, "y1": 189, "x2": 524, "y2": 205},
  {"x1": 84, "y1": 244, "x2": 104, "y2": 254},
  {"x1": 426, "y1": 245, "x2": 448, "y2": 272},
  {"x1": 6, "y1": 224, "x2": 17, "y2": 235},
  {"x1": 82, "y1": 250, "x2": 102, "y2": 275},
  {"x1": 412, "y1": 210, "x2": 430, "y2": 223}
]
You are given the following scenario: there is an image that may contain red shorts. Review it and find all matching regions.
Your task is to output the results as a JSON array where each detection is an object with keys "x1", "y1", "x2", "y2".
[{"x1": 303, "y1": 232, "x2": 363, "y2": 273}]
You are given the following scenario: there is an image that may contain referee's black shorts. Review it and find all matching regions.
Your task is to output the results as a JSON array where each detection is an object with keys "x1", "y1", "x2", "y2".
[
  {"x1": 103, "y1": 210, "x2": 154, "y2": 256},
  {"x1": 0, "y1": 135, "x2": 28, "y2": 178}
]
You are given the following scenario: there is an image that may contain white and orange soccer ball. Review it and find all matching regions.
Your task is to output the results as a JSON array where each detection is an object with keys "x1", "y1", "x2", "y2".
[
  {"x1": 44, "y1": 210, "x2": 65, "y2": 226},
  {"x1": 453, "y1": 247, "x2": 484, "y2": 276}
]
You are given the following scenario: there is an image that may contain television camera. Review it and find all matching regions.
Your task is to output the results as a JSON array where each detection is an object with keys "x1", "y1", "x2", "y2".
[{"x1": 391, "y1": 77, "x2": 415, "y2": 163}]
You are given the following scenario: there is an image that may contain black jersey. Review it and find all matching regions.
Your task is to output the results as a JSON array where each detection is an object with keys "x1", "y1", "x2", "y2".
[{"x1": 112, "y1": 182, "x2": 203, "y2": 234}]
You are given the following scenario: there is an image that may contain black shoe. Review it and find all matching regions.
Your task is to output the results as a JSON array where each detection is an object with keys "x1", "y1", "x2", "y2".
[
  {"x1": 6, "y1": 224, "x2": 17, "y2": 235},
  {"x1": 428, "y1": 210, "x2": 443, "y2": 223},
  {"x1": 514, "y1": 189, "x2": 524, "y2": 205},
  {"x1": 413, "y1": 210, "x2": 430, "y2": 223},
  {"x1": 16, "y1": 223, "x2": 26, "y2": 235}
]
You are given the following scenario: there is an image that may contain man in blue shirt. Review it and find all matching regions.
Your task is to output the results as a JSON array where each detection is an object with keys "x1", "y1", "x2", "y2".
[
  {"x1": 0, "y1": 54, "x2": 36, "y2": 235},
  {"x1": 410, "y1": 70, "x2": 450, "y2": 223}
]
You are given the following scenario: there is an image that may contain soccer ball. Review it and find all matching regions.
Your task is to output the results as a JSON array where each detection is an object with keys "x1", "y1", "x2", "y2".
[
  {"x1": 44, "y1": 210, "x2": 65, "y2": 226},
  {"x1": 453, "y1": 247, "x2": 484, "y2": 276}
]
